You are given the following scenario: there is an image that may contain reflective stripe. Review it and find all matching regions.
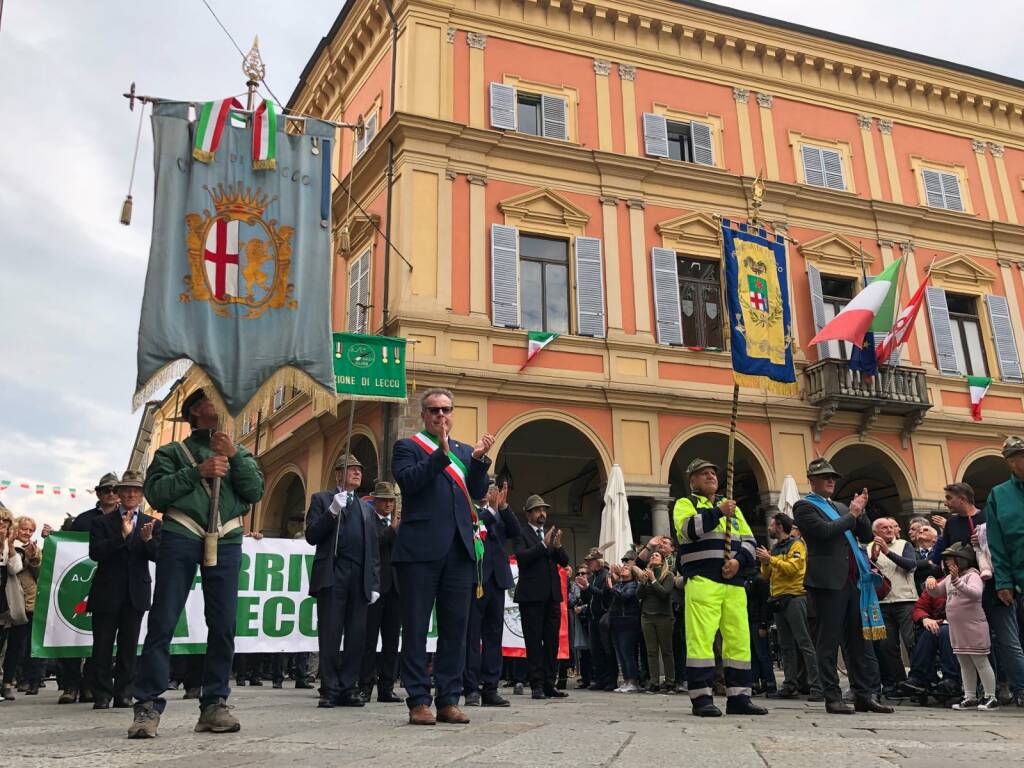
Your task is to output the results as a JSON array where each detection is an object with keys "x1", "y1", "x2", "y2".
[
  {"x1": 687, "y1": 687, "x2": 713, "y2": 699},
  {"x1": 681, "y1": 550, "x2": 727, "y2": 564},
  {"x1": 726, "y1": 686, "x2": 752, "y2": 697},
  {"x1": 166, "y1": 508, "x2": 244, "y2": 539},
  {"x1": 686, "y1": 657, "x2": 716, "y2": 668},
  {"x1": 692, "y1": 514, "x2": 706, "y2": 538},
  {"x1": 722, "y1": 659, "x2": 752, "y2": 670}
]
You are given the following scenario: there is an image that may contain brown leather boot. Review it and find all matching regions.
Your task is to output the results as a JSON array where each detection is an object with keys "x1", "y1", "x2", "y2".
[
  {"x1": 408, "y1": 704, "x2": 436, "y2": 725},
  {"x1": 437, "y1": 704, "x2": 470, "y2": 724}
]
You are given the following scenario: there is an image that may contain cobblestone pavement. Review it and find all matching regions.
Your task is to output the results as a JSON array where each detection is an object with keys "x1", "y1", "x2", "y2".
[{"x1": 4, "y1": 683, "x2": 1023, "y2": 768}]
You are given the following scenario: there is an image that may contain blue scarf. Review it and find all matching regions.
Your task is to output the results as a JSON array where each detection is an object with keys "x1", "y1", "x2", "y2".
[{"x1": 803, "y1": 493, "x2": 886, "y2": 641}]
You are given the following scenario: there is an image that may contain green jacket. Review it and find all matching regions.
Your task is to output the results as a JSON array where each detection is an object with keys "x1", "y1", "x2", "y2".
[
  {"x1": 985, "y1": 473, "x2": 1024, "y2": 593},
  {"x1": 144, "y1": 431, "x2": 264, "y2": 545}
]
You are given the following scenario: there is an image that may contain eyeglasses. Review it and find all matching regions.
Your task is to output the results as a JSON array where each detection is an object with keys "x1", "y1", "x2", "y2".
[
  {"x1": 98, "y1": 486, "x2": 118, "y2": 494},
  {"x1": 425, "y1": 406, "x2": 453, "y2": 415}
]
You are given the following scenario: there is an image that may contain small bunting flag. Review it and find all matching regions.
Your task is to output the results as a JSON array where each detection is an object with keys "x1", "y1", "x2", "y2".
[
  {"x1": 19, "y1": 482, "x2": 29, "y2": 489},
  {"x1": 53, "y1": 486, "x2": 61, "y2": 496},
  {"x1": 968, "y1": 376, "x2": 992, "y2": 421},
  {"x1": 69, "y1": 488, "x2": 77, "y2": 499},
  {"x1": 0, "y1": 480, "x2": 9, "y2": 491},
  {"x1": 520, "y1": 331, "x2": 559, "y2": 371},
  {"x1": 35, "y1": 484, "x2": 44, "y2": 495},
  {"x1": 252, "y1": 99, "x2": 277, "y2": 170}
]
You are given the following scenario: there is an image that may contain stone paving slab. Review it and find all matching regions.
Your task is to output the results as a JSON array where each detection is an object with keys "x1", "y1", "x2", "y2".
[{"x1": 3, "y1": 685, "x2": 1024, "y2": 768}]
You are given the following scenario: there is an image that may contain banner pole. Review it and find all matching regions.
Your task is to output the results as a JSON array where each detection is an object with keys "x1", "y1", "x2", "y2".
[
  {"x1": 723, "y1": 382, "x2": 739, "y2": 560},
  {"x1": 333, "y1": 397, "x2": 357, "y2": 558},
  {"x1": 204, "y1": 416, "x2": 224, "y2": 567}
]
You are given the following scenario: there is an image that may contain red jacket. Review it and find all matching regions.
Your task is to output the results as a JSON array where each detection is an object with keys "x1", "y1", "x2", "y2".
[{"x1": 911, "y1": 589, "x2": 946, "y2": 623}]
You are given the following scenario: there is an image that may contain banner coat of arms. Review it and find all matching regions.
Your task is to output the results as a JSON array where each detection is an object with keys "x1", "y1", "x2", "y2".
[{"x1": 134, "y1": 100, "x2": 335, "y2": 415}]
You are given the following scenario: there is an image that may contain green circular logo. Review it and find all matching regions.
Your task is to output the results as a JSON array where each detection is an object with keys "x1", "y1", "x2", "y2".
[
  {"x1": 55, "y1": 557, "x2": 96, "y2": 634},
  {"x1": 348, "y1": 343, "x2": 375, "y2": 369}
]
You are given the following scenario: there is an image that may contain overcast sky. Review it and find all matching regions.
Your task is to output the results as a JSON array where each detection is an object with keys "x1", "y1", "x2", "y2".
[{"x1": 1, "y1": 1, "x2": 1020, "y2": 533}]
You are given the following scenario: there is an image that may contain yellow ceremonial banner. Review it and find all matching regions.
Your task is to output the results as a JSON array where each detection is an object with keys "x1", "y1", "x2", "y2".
[{"x1": 734, "y1": 239, "x2": 788, "y2": 366}]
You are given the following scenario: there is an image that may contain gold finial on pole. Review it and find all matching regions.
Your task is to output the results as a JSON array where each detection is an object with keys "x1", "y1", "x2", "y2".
[
  {"x1": 749, "y1": 170, "x2": 765, "y2": 227},
  {"x1": 242, "y1": 36, "x2": 266, "y2": 110}
]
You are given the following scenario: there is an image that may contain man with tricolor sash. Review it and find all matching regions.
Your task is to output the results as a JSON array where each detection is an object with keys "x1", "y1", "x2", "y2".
[
  {"x1": 793, "y1": 458, "x2": 893, "y2": 716},
  {"x1": 391, "y1": 388, "x2": 495, "y2": 726}
]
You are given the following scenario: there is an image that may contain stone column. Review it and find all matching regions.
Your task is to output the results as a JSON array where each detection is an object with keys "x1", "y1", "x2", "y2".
[{"x1": 651, "y1": 497, "x2": 673, "y2": 537}]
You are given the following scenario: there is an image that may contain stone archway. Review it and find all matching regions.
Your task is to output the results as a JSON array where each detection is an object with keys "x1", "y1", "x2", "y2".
[
  {"x1": 664, "y1": 431, "x2": 773, "y2": 537},
  {"x1": 960, "y1": 454, "x2": 1008, "y2": 509},
  {"x1": 828, "y1": 440, "x2": 915, "y2": 522},
  {"x1": 261, "y1": 471, "x2": 306, "y2": 538},
  {"x1": 494, "y1": 418, "x2": 608, "y2": 565}
]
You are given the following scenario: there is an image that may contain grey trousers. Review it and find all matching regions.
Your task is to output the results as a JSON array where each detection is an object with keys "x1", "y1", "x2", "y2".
[{"x1": 775, "y1": 595, "x2": 821, "y2": 695}]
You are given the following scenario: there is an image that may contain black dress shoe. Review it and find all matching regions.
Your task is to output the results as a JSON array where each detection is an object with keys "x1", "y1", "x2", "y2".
[
  {"x1": 112, "y1": 696, "x2": 132, "y2": 708},
  {"x1": 481, "y1": 691, "x2": 510, "y2": 707},
  {"x1": 531, "y1": 688, "x2": 547, "y2": 700},
  {"x1": 726, "y1": 699, "x2": 768, "y2": 715},
  {"x1": 249, "y1": 679, "x2": 263, "y2": 687},
  {"x1": 825, "y1": 701, "x2": 855, "y2": 714},
  {"x1": 575, "y1": 680, "x2": 591, "y2": 689},
  {"x1": 339, "y1": 690, "x2": 366, "y2": 707},
  {"x1": 855, "y1": 697, "x2": 894, "y2": 713},
  {"x1": 377, "y1": 689, "x2": 403, "y2": 703},
  {"x1": 295, "y1": 680, "x2": 313, "y2": 690},
  {"x1": 692, "y1": 702, "x2": 723, "y2": 717},
  {"x1": 358, "y1": 688, "x2": 371, "y2": 703},
  {"x1": 544, "y1": 688, "x2": 568, "y2": 699},
  {"x1": 602, "y1": 684, "x2": 618, "y2": 692},
  {"x1": 464, "y1": 691, "x2": 481, "y2": 706},
  {"x1": 236, "y1": 679, "x2": 247, "y2": 687},
  {"x1": 767, "y1": 687, "x2": 799, "y2": 699},
  {"x1": 317, "y1": 696, "x2": 336, "y2": 708},
  {"x1": 92, "y1": 697, "x2": 111, "y2": 710}
]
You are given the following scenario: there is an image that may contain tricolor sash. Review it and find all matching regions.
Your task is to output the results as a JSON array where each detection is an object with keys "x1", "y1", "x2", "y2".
[
  {"x1": 803, "y1": 493, "x2": 886, "y2": 640},
  {"x1": 193, "y1": 98, "x2": 244, "y2": 163},
  {"x1": 409, "y1": 431, "x2": 486, "y2": 596}
]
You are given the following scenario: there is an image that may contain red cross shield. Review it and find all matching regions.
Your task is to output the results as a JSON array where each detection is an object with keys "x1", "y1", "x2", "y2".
[{"x1": 203, "y1": 218, "x2": 240, "y2": 300}]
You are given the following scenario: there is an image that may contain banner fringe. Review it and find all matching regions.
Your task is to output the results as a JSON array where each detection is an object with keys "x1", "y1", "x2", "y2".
[
  {"x1": 863, "y1": 626, "x2": 887, "y2": 641},
  {"x1": 132, "y1": 358, "x2": 194, "y2": 411},
  {"x1": 253, "y1": 158, "x2": 276, "y2": 171},
  {"x1": 732, "y1": 372, "x2": 799, "y2": 396},
  {"x1": 192, "y1": 148, "x2": 215, "y2": 164}
]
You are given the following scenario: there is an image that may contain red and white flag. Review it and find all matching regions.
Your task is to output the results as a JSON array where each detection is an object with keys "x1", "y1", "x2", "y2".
[{"x1": 875, "y1": 277, "x2": 929, "y2": 363}]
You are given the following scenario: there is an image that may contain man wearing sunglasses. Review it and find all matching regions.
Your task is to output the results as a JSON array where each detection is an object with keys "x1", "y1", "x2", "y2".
[
  {"x1": 392, "y1": 388, "x2": 495, "y2": 726},
  {"x1": 56, "y1": 471, "x2": 122, "y2": 706}
]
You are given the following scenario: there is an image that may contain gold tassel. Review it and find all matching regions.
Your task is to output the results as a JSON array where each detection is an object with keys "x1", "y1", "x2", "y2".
[
  {"x1": 253, "y1": 158, "x2": 276, "y2": 171},
  {"x1": 193, "y1": 148, "x2": 215, "y2": 164},
  {"x1": 120, "y1": 195, "x2": 133, "y2": 226},
  {"x1": 476, "y1": 584, "x2": 484, "y2": 599}
]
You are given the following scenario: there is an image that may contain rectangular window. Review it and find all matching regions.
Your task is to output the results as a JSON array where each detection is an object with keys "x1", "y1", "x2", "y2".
[
  {"x1": 677, "y1": 257, "x2": 723, "y2": 349},
  {"x1": 347, "y1": 249, "x2": 370, "y2": 333},
  {"x1": 921, "y1": 168, "x2": 964, "y2": 212},
  {"x1": 801, "y1": 145, "x2": 846, "y2": 191},
  {"x1": 517, "y1": 93, "x2": 542, "y2": 137},
  {"x1": 947, "y1": 293, "x2": 988, "y2": 376},
  {"x1": 519, "y1": 234, "x2": 569, "y2": 334},
  {"x1": 821, "y1": 277, "x2": 856, "y2": 360},
  {"x1": 667, "y1": 121, "x2": 694, "y2": 163},
  {"x1": 241, "y1": 412, "x2": 252, "y2": 436}
]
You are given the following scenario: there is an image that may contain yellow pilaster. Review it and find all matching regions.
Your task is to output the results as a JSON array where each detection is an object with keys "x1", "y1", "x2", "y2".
[
  {"x1": 627, "y1": 199, "x2": 651, "y2": 335},
  {"x1": 990, "y1": 143, "x2": 1019, "y2": 224},
  {"x1": 594, "y1": 59, "x2": 613, "y2": 152},
  {"x1": 857, "y1": 115, "x2": 882, "y2": 199},
  {"x1": 468, "y1": 32, "x2": 486, "y2": 129},
  {"x1": 971, "y1": 139, "x2": 999, "y2": 220},
  {"x1": 732, "y1": 87, "x2": 755, "y2": 176},
  {"x1": 878, "y1": 119, "x2": 904, "y2": 204},
  {"x1": 468, "y1": 175, "x2": 487, "y2": 317},
  {"x1": 437, "y1": 170, "x2": 453, "y2": 311},
  {"x1": 619, "y1": 63, "x2": 638, "y2": 156},
  {"x1": 601, "y1": 196, "x2": 624, "y2": 333},
  {"x1": 756, "y1": 92, "x2": 779, "y2": 180},
  {"x1": 998, "y1": 260, "x2": 1024, "y2": 364}
]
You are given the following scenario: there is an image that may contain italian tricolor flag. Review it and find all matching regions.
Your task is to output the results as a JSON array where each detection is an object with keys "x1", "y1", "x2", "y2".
[
  {"x1": 520, "y1": 331, "x2": 559, "y2": 371},
  {"x1": 252, "y1": 100, "x2": 277, "y2": 170},
  {"x1": 810, "y1": 258, "x2": 903, "y2": 349},
  {"x1": 969, "y1": 376, "x2": 992, "y2": 421},
  {"x1": 193, "y1": 98, "x2": 244, "y2": 163}
]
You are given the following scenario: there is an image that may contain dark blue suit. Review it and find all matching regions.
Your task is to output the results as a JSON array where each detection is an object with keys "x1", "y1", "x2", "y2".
[
  {"x1": 305, "y1": 489, "x2": 380, "y2": 699},
  {"x1": 464, "y1": 504, "x2": 521, "y2": 694},
  {"x1": 392, "y1": 435, "x2": 491, "y2": 709}
]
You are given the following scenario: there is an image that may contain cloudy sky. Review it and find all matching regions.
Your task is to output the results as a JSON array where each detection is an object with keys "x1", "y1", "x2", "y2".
[{"x1": 0, "y1": 0, "x2": 1020, "y2": 533}]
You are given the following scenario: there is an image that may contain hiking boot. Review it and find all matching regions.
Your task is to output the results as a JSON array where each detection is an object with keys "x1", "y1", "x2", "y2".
[
  {"x1": 58, "y1": 689, "x2": 79, "y2": 705},
  {"x1": 194, "y1": 698, "x2": 240, "y2": 733},
  {"x1": 127, "y1": 702, "x2": 160, "y2": 739}
]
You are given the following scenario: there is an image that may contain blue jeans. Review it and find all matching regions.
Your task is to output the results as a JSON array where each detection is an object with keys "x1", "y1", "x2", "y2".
[
  {"x1": 983, "y1": 584, "x2": 1024, "y2": 695},
  {"x1": 908, "y1": 623, "x2": 959, "y2": 685},
  {"x1": 132, "y1": 532, "x2": 242, "y2": 712},
  {"x1": 610, "y1": 616, "x2": 641, "y2": 680}
]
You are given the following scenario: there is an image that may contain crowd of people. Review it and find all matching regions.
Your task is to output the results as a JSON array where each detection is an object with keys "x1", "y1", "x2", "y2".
[{"x1": 2, "y1": 387, "x2": 1024, "y2": 738}]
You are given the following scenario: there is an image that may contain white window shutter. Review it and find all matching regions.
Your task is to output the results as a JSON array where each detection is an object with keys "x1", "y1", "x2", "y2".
[
  {"x1": 985, "y1": 294, "x2": 1023, "y2": 382},
  {"x1": 921, "y1": 169, "x2": 945, "y2": 208},
  {"x1": 806, "y1": 263, "x2": 831, "y2": 361},
  {"x1": 540, "y1": 94, "x2": 568, "y2": 141},
  {"x1": 574, "y1": 236, "x2": 605, "y2": 338},
  {"x1": 355, "y1": 127, "x2": 366, "y2": 159},
  {"x1": 347, "y1": 256, "x2": 361, "y2": 331},
  {"x1": 801, "y1": 145, "x2": 825, "y2": 188},
  {"x1": 642, "y1": 112, "x2": 669, "y2": 158},
  {"x1": 273, "y1": 385, "x2": 285, "y2": 411},
  {"x1": 940, "y1": 171, "x2": 964, "y2": 212},
  {"x1": 651, "y1": 247, "x2": 682, "y2": 345},
  {"x1": 821, "y1": 149, "x2": 846, "y2": 190},
  {"x1": 489, "y1": 83, "x2": 517, "y2": 131},
  {"x1": 348, "y1": 250, "x2": 370, "y2": 333},
  {"x1": 490, "y1": 224, "x2": 520, "y2": 328},
  {"x1": 357, "y1": 253, "x2": 370, "y2": 334},
  {"x1": 365, "y1": 113, "x2": 378, "y2": 145},
  {"x1": 690, "y1": 121, "x2": 714, "y2": 166},
  {"x1": 925, "y1": 286, "x2": 960, "y2": 376}
]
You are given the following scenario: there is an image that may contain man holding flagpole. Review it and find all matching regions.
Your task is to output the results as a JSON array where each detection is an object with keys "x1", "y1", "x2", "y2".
[{"x1": 391, "y1": 388, "x2": 495, "y2": 726}]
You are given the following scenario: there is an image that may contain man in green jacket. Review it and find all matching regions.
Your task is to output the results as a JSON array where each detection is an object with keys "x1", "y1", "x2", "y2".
[
  {"x1": 986, "y1": 437, "x2": 1024, "y2": 620},
  {"x1": 128, "y1": 388, "x2": 264, "y2": 739}
]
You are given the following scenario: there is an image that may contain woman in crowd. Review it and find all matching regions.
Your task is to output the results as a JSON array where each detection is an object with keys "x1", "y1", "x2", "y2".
[
  {"x1": 2, "y1": 515, "x2": 42, "y2": 700},
  {"x1": 638, "y1": 550, "x2": 675, "y2": 692},
  {"x1": 608, "y1": 557, "x2": 642, "y2": 693}
]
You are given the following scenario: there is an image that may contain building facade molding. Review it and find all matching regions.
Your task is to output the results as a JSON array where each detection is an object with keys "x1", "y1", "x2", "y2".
[{"x1": 466, "y1": 31, "x2": 486, "y2": 49}]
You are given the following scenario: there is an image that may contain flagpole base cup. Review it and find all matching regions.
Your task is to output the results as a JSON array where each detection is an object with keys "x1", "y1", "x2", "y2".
[{"x1": 203, "y1": 533, "x2": 218, "y2": 567}]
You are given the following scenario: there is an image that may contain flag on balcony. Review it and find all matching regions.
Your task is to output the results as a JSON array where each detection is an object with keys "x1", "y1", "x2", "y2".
[
  {"x1": 876, "y1": 277, "x2": 928, "y2": 363},
  {"x1": 810, "y1": 258, "x2": 903, "y2": 349},
  {"x1": 520, "y1": 331, "x2": 559, "y2": 371},
  {"x1": 848, "y1": 331, "x2": 878, "y2": 378},
  {"x1": 969, "y1": 376, "x2": 992, "y2": 421},
  {"x1": 721, "y1": 221, "x2": 797, "y2": 394}
]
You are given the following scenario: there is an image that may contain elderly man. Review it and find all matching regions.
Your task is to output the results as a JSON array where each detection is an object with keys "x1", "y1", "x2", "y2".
[
  {"x1": 87, "y1": 470, "x2": 161, "y2": 709},
  {"x1": 673, "y1": 458, "x2": 764, "y2": 717},
  {"x1": 757, "y1": 512, "x2": 821, "y2": 701},
  {"x1": 793, "y1": 458, "x2": 892, "y2": 715},
  {"x1": 867, "y1": 517, "x2": 918, "y2": 695},
  {"x1": 578, "y1": 547, "x2": 618, "y2": 691},
  {"x1": 306, "y1": 454, "x2": 380, "y2": 709},
  {"x1": 57, "y1": 471, "x2": 121, "y2": 705},
  {"x1": 985, "y1": 437, "x2": 1024, "y2": 707},
  {"x1": 515, "y1": 494, "x2": 569, "y2": 700},
  {"x1": 391, "y1": 388, "x2": 494, "y2": 725},
  {"x1": 129, "y1": 388, "x2": 264, "y2": 738},
  {"x1": 359, "y1": 481, "x2": 402, "y2": 704},
  {"x1": 913, "y1": 525, "x2": 940, "y2": 595}
]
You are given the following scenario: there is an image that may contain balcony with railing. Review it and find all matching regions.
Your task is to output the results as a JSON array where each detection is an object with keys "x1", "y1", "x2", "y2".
[{"x1": 804, "y1": 359, "x2": 932, "y2": 445}]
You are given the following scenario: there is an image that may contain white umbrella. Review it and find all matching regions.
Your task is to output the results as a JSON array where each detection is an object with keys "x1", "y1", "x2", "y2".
[
  {"x1": 599, "y1": 464, "x2": 633, "y2": 564},
  {"x1": 779, "y1": 474, "x2": 801, "y2": 516}
]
